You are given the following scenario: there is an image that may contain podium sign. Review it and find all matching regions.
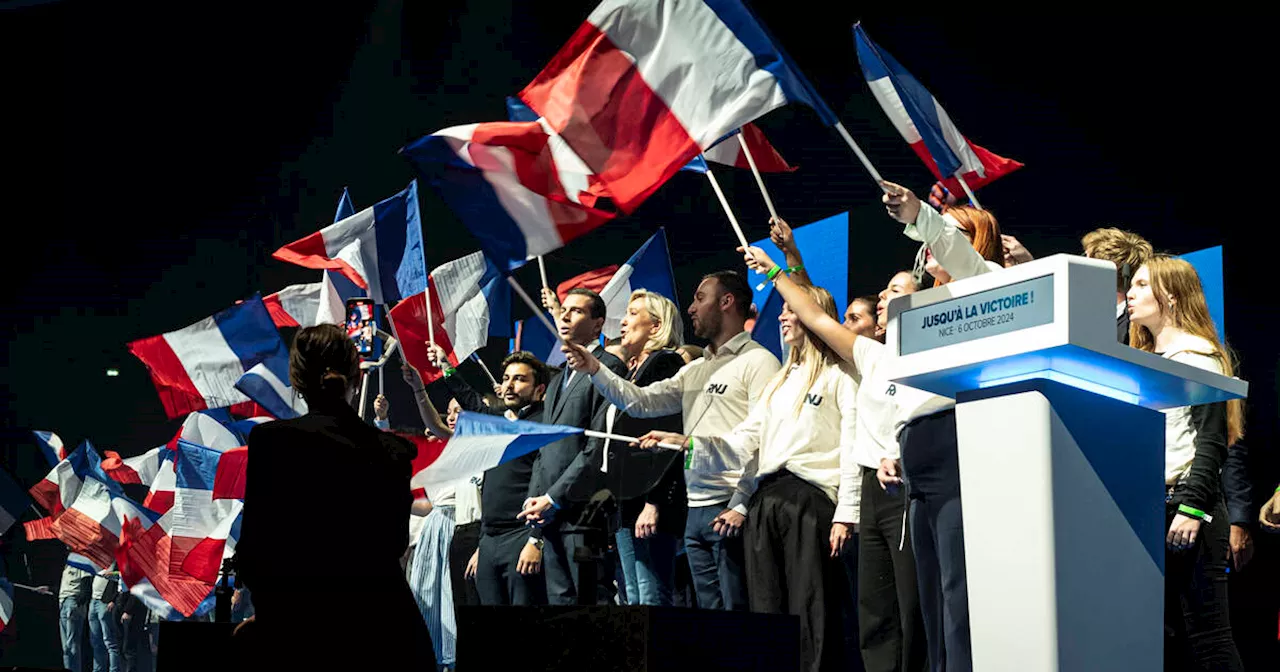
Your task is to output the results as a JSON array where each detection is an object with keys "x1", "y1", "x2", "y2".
[{"x1": 884, "y1": 254, "x2": 1247, "y2": 672}]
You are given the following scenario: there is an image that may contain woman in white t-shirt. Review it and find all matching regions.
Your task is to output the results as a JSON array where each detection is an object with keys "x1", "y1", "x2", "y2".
[
  {"x1": 640, "y1": 285, "x2": 860, "y2": 672},
  {"x1": 743, "y1": 181, "x2": 1002, "y2": 672},
  {"x1": 1127, "y1": 256, "x2": 1245, "y2": 671}
]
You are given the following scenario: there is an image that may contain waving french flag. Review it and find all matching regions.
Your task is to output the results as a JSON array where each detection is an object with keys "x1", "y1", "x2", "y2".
[
  {"x1": 389, "y1": 252, "x2": 506, "y2": 385},
  {"x1": 262, "y1": 273, "x2": 346, "y2": 329},
  {"x1": 127, "y1": 296, "x2": 290, "y2": 420},
  {"x1": 0, "y1": 578, "x2": 13, "y2": 634},
  {"x1": 144, "y1": 411, "x2": 265, "y2": 514},
  {"x1": 402, "y1": 121, "x2": 616, "y2": 273},
  {"x1": 33, "y1": 431, "x2": 67, "y2": 468},
  {"x1": 703, "y1": 124, "x2": 795, "y2": 173},
  {"x1": 273, "y1": 181, "x2": 428, "y2": 305},
  {"x1": 854, "y1": 24, "x2": 1022, "y2": 195},
  {"x1": 414, "y1": 413, "x2": 587, "y2": 493},
  {"x1": 52, "y1": 471, "x2": 126, "y2": 573},
  {"x1": 518, "y1": 0, "x2": 834, "y2": 213},
  {"x1": 598, "y1": 228, "x2": 679, "y2": 339},
  {"x1": 101, "y1": 447, "x2": 166, "y2": 487}
]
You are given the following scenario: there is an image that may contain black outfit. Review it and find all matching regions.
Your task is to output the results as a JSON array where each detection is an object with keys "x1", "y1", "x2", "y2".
[
  {"x1": 533, "y1": 348, "x2": 628, "y2": 605},
  {"x1": 858, "y1": 467, "x2": 928, "y2": 672},
  {"x1": 449, "y1": 520, "x2": 482, "y2": 612},
  {"x1": 1117, "y1": 307, "x2": 1131, "y2": 345},
  {"x1": 899, "y1": 409, "x2": 970, "y2": 672},
  {"x1": 235, "y1": 398, "x2": 435, "y2": 667},
  {"x1": 114, "y1": 592, "x2": 148, "y2": 672},
  {"x1": 745, "y1": 471, "x2": 848, "y2": 672},
  {"x1": 440, "y1": 373, "x2": 549, "y2": 606},
  {"x1": 1160, "y1": 391, "x2": 1244, "y2": 672},
  {"x1": 1221, "y1": 442, "x2": 1251, "y2": 527}
]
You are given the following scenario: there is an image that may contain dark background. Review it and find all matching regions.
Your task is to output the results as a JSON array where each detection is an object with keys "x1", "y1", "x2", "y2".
[{"x1": 3, "y1": 0, "x2": 1276, "y2": 667}]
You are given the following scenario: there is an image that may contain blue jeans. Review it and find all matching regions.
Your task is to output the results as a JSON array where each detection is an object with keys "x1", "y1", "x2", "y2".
[
  {"x1": 683, "y1": 503, "x2": 748, "y2": 610},
  {"x1": 60, "y1": 595, "x2": 89, "y2": 672},
  {"x1": 615, "y1": 527, "x2": 677, "y2": 606},
  {"x1": 88, "y1": 598, "x2": 122, "y2": 672}
]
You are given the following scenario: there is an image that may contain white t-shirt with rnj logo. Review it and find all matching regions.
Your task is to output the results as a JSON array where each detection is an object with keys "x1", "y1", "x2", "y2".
[
  {"x1": 689, "y1": 360, "x2": 862, "y2": 523},
  {"x1": 850, "y1": 336, "x2": 953, "y2": 469},
  {"x1": 589, "y1": 330, "x2": 782, "y2": 508}
]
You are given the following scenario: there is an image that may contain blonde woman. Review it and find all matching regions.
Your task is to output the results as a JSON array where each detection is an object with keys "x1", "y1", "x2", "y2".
[
  {"x1": 1127, "y1": 256, "x2": 1245, "y2": 671},
  {"x1": 639, "y1": 285, "x2": 859, "y2": 672}
]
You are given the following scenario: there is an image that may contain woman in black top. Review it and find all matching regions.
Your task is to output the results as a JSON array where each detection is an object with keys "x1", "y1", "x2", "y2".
[{"x1": 235, "y1": 324, "x2": 434, "y2": 667}]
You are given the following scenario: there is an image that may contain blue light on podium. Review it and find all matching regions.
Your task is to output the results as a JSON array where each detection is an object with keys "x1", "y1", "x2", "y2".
[{"x1": 978, "y1": 369, "x2": 1140, "y2": 405}]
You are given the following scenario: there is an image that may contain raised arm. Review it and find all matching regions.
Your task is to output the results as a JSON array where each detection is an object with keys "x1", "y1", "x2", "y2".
[
  {"x1": 561, "y1": 341, "x2": 687, "y2": 418},
  {"x1": 741, "y1": 246, "x2": 858, "y2": 370},
  {"x1": 770, "y1": 217, "x2": 811, "y2": 286},
  {"x1": 883, "y1": 180, "x2": 992, "y2": 281}
]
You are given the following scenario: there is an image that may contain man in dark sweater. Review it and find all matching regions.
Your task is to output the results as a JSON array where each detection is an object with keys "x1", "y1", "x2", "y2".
[{"x1": 432, "y1": 350, "x2": 551, "y2": 606}]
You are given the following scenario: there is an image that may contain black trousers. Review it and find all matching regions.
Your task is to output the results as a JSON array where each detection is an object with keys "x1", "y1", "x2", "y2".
[
  {"x1": 745, "y1": 472, "x2": 847, "y2": 672},
  {"x1": 858, "y1": 467, "x2": 928, "y2": 672},
  {"x1": 450, "y1": 521, "x2": 482, "y2": 614},
  {"x1": 475, "y1": 527, "x2": 547, "y2": 606},
  {"x1": 900, "y1": 409, "x2": 970, "y2": 672},
  {"x1": 1164, "y1": 497, "x2": 1244, "y2": 672}
]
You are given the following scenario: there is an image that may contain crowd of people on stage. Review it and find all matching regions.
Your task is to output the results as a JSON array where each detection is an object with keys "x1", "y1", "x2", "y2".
[{"x1": 206, "y1": 178, "x2": 1279, "y2": 672}]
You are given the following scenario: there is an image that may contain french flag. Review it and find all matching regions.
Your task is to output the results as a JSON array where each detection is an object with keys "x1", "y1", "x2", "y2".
[
  {"x1": 145, "y1": 412, "x2": 265, "y2": 514},
  {"x1": 101, "y1": 447, "x2": 166, "y2": 487},
  {"x1": 0, "y1": 578, "x2": 13, "y2": 634},
  {"x1": 262, "y1": 273, "x2": 346, "y2": 329},
  {"x1": 33, "y1": 431, "x2": 67, "y2": 468},
  {"x1": 854, "y1": 24, "x2": 1022, "y2": 195},
  {"x1": 401, "y1": 433, "x2": 448, "y2": 501},
  {"x1": 273, "y1": 181, "x2": 428, "y2": 305},
  {"x1": 167, "y1": 440, "x2": 246, "y2": 580},
  {"x1": 235, "y1": 362, "x2": 307, "y2": 421},
  {"x1": 402, "y1": 121, "x2": 616, "y2": 273},
  {"x1": 513, "y1": 317, "x2": 566, "y2": 368},
  {"x1": 28, "y1": 440, "x2": 100, "y2": 522},
  {"x1": 113, "y1": 494, "x2": 230, "y2": 619},
  {"x1": 51, "y1": 472, "x2": 126, "y2": 573},
  {"x1": 412, "y1": 412, "x2": 586, "y2": 493},
  {"x1": 682, "y1": 124, "x2": 795, "y2": 174},
  {"x1": 127, "y1": 296, "x2": 291, "y2": 420},
  {"x1": 389, "y1": 252, "x2": 510, "y2": 385},
  {"x1": 597, "y1": 228, "x2": 679, "y2": 340},
  {"x1": 518, "y1": 0, "x2": 836, "y2": 214}
]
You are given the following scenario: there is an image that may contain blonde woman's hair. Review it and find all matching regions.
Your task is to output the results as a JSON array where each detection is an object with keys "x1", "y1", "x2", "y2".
[
  {"x1": 629, "y1": 289, "x2": 684, "y2": 353},
  {"x1": 1130, "y1": 256, "x2": 1244, "y2": 445},
  {"x1": 762, "y1": 284, "x2": 841, "y2": 419}
]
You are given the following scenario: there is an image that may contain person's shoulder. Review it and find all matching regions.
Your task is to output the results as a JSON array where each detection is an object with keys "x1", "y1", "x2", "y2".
[
  {"x1": 598, "y1": 348, "x2": 628, "y2": 374},
  {"x1": 1165, "y1": 335, "x2": 1224, "y2": 374},
  {"x1": 739, "y1": 340, "x2": 782, "y2": 367}
]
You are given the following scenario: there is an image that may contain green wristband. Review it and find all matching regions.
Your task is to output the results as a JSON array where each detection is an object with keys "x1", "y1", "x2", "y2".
[
  {"x1": 1177, "y1": 504, "x2": 1207, "y2": 520},
  {"x1": 765, "y1": 265, "x2": 782, "y2": 281},
  {"x1": 684, "y1": 437, "x2": 694, "y2": 470},
  {"x1": 786, "y1": 265, "x2": 804, "y2": 275},
  {"x1": 442, "y1": 365, "x2": 457, "y2": 378}
]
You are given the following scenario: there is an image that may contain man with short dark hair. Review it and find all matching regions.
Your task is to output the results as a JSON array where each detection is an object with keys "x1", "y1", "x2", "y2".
[
  {"x1": 561, "y1": 270, "x2": 781, "y2": 611},
  {"x1": 1081, "y1": 227, "x2": 1153, "y2": 344},
  {"x1": 519, "y1": 288, "x2": 628, "y2": 605},
  {"x1": 428, "y1": 349, "x2": 553, "y2": 606}
]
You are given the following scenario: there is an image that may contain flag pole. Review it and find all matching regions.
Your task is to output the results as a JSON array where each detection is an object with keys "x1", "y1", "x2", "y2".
[
  {"x1": 735, "y1": 133, "x2": 779, "y2": 220},
  {"x1": 955, "y1": 174, "x2": 983, "y2": 210},
  {"x1": 507, "y1": 276, "x2": 567, "y2": 346},
  {"x1": 582, "y1": 429, "x2": 683, "y2": 451},
  {"x1": 703, "y1": 166, "x2": 751, "y2": 251},
  {"x1": 358, "y1": 369, "x2": 371, "y2": 420},
  {"x1": 421, "y1": 245, "x2": 436, "y2": 351},
  {"x1": 470, "y1": 352, "x2": 500, "y2": 389},
  {"x1": 536, "y1": 256, "x2": 550, "y2": 292},
  {"x1": 833, "y1": 121, "x2": 886, "y2": 188}
]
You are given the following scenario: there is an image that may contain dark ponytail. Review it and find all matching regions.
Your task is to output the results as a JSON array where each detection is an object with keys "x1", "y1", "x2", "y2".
[{"x1": 290, "y1": 324, "x2": 360, "y2": 404}]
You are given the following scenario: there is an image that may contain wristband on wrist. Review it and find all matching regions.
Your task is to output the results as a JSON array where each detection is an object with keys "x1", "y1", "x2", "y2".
[
  {"x1": 1177, "y1": 504, "x2": 1207, "y2": 520},
  {"x1": 684, "y1": 437, "x2": 694, "y2": 470},
  {"x1": 442, "y1": 365, "x2": 457, "y2": 378},
  {"x1": 765, "y1": 265, "x2": 782, "y2": 281},
  {"x1": 785, "y1": 265, "x2": 804, "y2": 275}
]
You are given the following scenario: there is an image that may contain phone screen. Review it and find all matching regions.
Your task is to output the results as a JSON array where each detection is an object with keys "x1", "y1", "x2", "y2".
[{"x1": 345, "y1": 298, "x2": 381, "y2": 361}]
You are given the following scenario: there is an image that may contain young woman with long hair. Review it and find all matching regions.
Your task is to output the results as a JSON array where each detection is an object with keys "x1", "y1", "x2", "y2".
[
  {"x1": 1127, "y1": 256, "x2": 1245, "y2": 671},
  {"x1": 741, "y1": 182, "x2": 1001, "y2": 672},
  {"x1": 639, "y1": 284, "x2": 861, "y2": 672}
]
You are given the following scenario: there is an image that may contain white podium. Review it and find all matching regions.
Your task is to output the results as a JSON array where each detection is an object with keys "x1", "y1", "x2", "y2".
[{"x1": 884, "y1": 254, "x2": 1247, "y2": 672}]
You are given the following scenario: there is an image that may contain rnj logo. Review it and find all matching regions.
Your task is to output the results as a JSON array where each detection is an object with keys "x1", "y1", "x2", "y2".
[
  {"x1": 886, "y1": 384, "x2": 897, "y2": 396},
  {"x1": 804, "y1": 394, "x2": 824, "y2": 407},
  {"x1": 705, "y1": 383, "x2": 728, "y2": 395}
]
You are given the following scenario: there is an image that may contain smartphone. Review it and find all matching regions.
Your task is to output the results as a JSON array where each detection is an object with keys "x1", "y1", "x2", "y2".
[{"x1": 345, "y1": 298, "x2": 382, "y2": 362}]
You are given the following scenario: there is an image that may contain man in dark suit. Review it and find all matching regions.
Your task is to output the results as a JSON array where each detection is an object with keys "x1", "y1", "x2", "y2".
[{"x1": 518, "y1": 288, "x2": 628, "y2": 604}]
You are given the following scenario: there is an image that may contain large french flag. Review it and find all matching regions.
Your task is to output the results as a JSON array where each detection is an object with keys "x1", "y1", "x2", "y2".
[
  {"x1": 854, "y1": 24, "x2": 1022, "y2": 195},
  {"x1": 518, "y1": 0, "x2": 835, "y2": 214},
  {"x1": 167, "y1": 440, "x2": 246, "y2": 580},
  {"x1": 235, "y1": 363, "x2": 307, "y2": 421},
  {"x1": 272, "y1": 181, "x2": 428, "y2": 305},
  {"x1": 113, "y1": 493, "x2": 231, "y2": 619},
  {"x1": 28, "y1": 440, "x2": 101, "y2": 522},
  {"x1": 701, "y1": 124, "x2": 795, "y2": 173},
  {"x1": 598, "y1": 228, "x2": 679, "y2": 339},
  {"x1": 127, "y1": 296, "x2": 291, "y2": 420},
  {"x1": 101, "y1": 447, "x2": 166, "y2": 487},
  {"x1": 413, "y1": 412, "x2": 586, "y2": 492},
  {"x1": 51, "y1": 472, "x2": 126, "y2": 573},
  {"x1": 402, "y1": 121, "x2": 616, "y2": 273},
  {"x1": 145, "y1": 412, "x2": 265, "y2": 514},
  {"x1": 389, "y1": 252, "x2": 506, "y2": 385}
]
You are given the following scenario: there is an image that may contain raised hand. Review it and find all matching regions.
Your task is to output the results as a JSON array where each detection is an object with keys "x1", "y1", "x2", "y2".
[
  {"x1": 880, "y1": 180, "x2": 922, "y2": 225},
  {"x1": 737, "y1": 246, "x2": 778, "y2": 276},
  {"x1": 769, "y1": 216, "x2": 795, "y2": 251}
]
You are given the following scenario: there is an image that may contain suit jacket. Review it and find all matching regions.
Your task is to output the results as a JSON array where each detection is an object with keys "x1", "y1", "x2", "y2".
[
  {"x1": 534, "y1": 345, "x2": 627, "y2": 518},
  {"x1": 1117, "y1": 309, "x2": 1130, "y2": 345}
]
